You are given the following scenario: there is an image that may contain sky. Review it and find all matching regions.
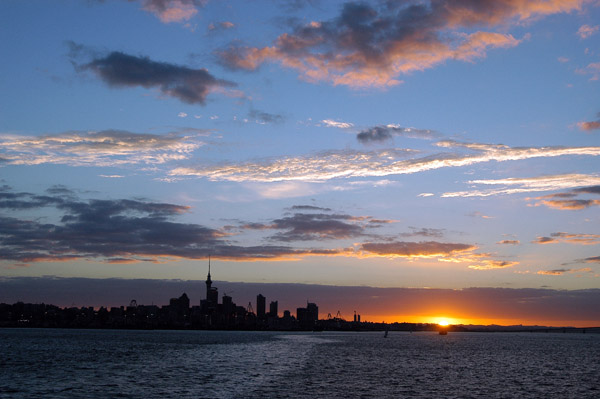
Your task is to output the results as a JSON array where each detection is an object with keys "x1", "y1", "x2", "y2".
[{"x1": 1, "y1": 0, "x2": 599, "y2": 327}]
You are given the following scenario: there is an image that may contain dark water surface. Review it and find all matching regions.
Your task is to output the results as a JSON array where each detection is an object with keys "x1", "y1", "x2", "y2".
[{"x1": 1, "y1": 329, "x2": 598, "y2": 398}]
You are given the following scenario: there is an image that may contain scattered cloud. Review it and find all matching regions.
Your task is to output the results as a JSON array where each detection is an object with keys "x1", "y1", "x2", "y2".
[
  {"x1": 418, "y1": 193, "x2": 434, "y2": 197},
  {"x1": 530, "y1": 185, "x2": 600, "y2": 210},
  {"x1": 576, "y1": 62, "x2": 600, "y2": 81},
  {"x1": 558, "y1": 56, "x2": 570, "y2": 63},
  {"x1": 537, "y1": 268, "x2": 593, "y2": 275},
  {"x1": 577, "y1": 119, "x2": 600, "y2": 131},
  {"x1": 169, "y1": 141, "x2": 600, "y2": 182},
  {"x1": 497, "y1": 240, "x2": 520, "y2": 245},
  {"x1": 321, "y1": 119, "x2": 354, "y2": 129},
  {"x1": 467, "y1": 212, "x2": 494, "y2": 219},
  {"x1": 357, "y1": 125, "x2": 437, "y2": 144},
  {"x1": 288, "y1": 205, "x2": 332, "y2": 212},
  {"x1": 178, "y1": 112, "x2": 188, "y2": 118},
  {"x1": 70, "y1": 44, "x2": 236, "y2": 105},
  {"x1": 467, "y1": 260, "x2": 518, "y2": 271},
  {"x1": 400, "y1": 227, "x2": 445, "y2": 238},
  {"x1": 533, "y1": 232, "x2": 600, "y2": 245},
  {"x1": 208, "y1": 21, "x2": 235, "y2": 33},
  {"x1": 137, "y1": 0, "x2": 205, "y2": 23},
  {"x1": 248, "y1": 109, "x2": 285, "y2": 124},
  {"x1": 536, "y1": 199, "x2": 600, "y2": 210},
  {"x1": 579, "y1": 256, "x2": 600, "y2": 263},
  {"x1": 443, "y1": 174, "x2": 600, "y2": 198},
  {"x1": 0, "y1": 129, "x2": 202, "y2": 167},
  {"x1": 577, "y1": 24, "x2": 599, "y2": 39},
  {"x1": 360, "y1": 241, "x2": 475, "y2": 259},
  {"x1": 532, "y1": 236, "x2": 558, "y2": 244},
  {"x1": 217, "y1": 1, "x2": 584, "y2": 87}
]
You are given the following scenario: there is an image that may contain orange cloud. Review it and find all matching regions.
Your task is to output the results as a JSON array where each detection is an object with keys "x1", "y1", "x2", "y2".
[
  {"x1": 360, "y1": 241, "x2": 476, "y2": 258},
  {"x1": 538, "y1": 199, "x2": 600, "y2": 210},
  {"x1": 497, "y1": 240, "x2": 520, "y2": 245},
  {"x1": 140, "y1": 0, "x2": 202, "y2": 23},
  {"x1": 578, "y1": 120, "x2": 600, "y2": 131},
  {"x1": 219, "y1": 0, "x2": 586, "y2": 87}
]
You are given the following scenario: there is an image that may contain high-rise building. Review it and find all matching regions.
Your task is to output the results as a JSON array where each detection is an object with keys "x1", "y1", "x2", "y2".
[
  {"x1": 257, "y1": 294, "x2": 266, "y2": 319},
  {"x1": 269, "y1": 300, "x2": 278, "y2": 317}
]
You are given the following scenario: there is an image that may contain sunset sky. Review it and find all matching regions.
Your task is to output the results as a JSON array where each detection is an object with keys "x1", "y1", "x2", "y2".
[{"x1": 1, "y1": 0, "x2": 599, "y2": 326}]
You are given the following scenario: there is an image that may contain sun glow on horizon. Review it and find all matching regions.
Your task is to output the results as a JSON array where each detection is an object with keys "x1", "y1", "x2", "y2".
[{"x1": 438, "y1": 319, "x2": 450, "y2": 326}]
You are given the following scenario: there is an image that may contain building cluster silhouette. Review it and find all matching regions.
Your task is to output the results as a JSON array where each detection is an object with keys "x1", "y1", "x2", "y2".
[{"x1": 0, "y1": 263, "x2": 336, "y2": 331}]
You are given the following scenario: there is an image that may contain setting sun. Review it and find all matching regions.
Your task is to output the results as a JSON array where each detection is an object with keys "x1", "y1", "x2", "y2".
[{"x1": 438, "y1": 320, "x2": 450, "y2": 326}]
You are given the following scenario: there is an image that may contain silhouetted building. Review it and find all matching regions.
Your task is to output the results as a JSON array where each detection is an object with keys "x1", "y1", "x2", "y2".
[
  {"x1": 269, "y1": 300, "x2": 278, "y2": 318},
  {"x1": 297, "y1": 301, "x2": 318, "y2": 328},
  {"x1": 257, "y1": 294, "x2": 266, "y2": 320},
  {"x1": 202, "y1": 258, "x2": 218, "y2": 314}
]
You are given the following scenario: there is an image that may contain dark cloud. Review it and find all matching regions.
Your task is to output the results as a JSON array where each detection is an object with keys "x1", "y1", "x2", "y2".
[
  {"x1": 532, "y1": 236, "x2": 557, "y2": 244},
  {"x1": 73, "y1": 47, "x2": 236, "y2": 105},
  {"x1": 357, "y1": 125, "x2": 436, "y2": 143},
  {"x1": 573, "y1": 186, "x2": 600, "y2": 195},
  {"x1": 497, "y1": 240, "x2": 520, "y2": 245},
  {"x1": 400, "y1": 226, "x2": 444, "y2": 238},
  {"x1": 533, "y1": 186, "x2": 600, "y2": 210},
  {"x1": 248, "y1": 109, "x2": 285, "y2": 124},
  {"x1": 216, "y1": 0, "x2": 582, "y2": 87},
  {"x1": 361, "y1": 241, "x2": 475, "y2": 257},
  {"x1": 580, "y1": 256, "x2": 600, "y2": 264},
  {"x1": 269, "y1": 213, "x2": 369, "y2": 242},
  {"x1": 0, "y1": 187, "x2": 342, "y2": 263}
]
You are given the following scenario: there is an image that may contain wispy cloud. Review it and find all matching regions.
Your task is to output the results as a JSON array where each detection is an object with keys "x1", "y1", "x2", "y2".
[
  {"x1": 537, "y1": 268, "x2": 593, "y2": 275},
  {"x1": 0, "y1": 129, "x2": 202, "y2": 167},
  {"x1": 70, "y1": 44, "x2": 236, "y2": 105},
  {"x1": 170, "y1": 141, "x2": 600, "y2": 183},
  {"x1": 533, "y1": 232, "x2": 600, "y2": 245},
  {"x1": 208, "y1": 21, "x2": 235, "y2": 32},
  {"x1": 321, "y1": 119, "x2": 354, "y2": 129},
  {"x1": 248, "y1": 109, "x2": 285, "y2": 124},
  {"x1": 579, "y1": 256, "x2": 600, "y2": 264},
  {"x1": 576, "y1": 62, "x2": 600, "y2": 81},
  {"x1": 130, "y1": 0, "x2": 205, "y2": 23},
  {"x1": 577, "y1": 24, "x2": 599, "y2": 39},
  {"x1": 218, "y1": 1, "x2": 585, "y2": 87},
  {"x1": 360, "y1": 241, "x2": 475, "y2": 258},
  {"x1": 442, "y1": 174, "x2": 600, "y2": 198}
]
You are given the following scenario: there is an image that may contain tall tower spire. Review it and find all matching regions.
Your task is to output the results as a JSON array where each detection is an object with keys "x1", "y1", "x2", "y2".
[{"x1": 205, "y1": 255, "x2": 212, "y2": 300}]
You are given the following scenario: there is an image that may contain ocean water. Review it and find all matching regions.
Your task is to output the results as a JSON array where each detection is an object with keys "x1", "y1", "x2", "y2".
[{"x1": 0, "y1": 329, "x2": 598, "y2": 398}]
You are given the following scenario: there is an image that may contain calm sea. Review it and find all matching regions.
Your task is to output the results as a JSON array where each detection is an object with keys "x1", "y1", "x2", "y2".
[{"x1": 1, "y1": 329, "x2": 598, "y2": 398}]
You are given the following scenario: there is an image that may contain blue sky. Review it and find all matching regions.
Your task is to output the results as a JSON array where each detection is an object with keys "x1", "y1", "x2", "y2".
[{"x1": 1, "y1": 0, "x2": 599, "y2": 324}]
